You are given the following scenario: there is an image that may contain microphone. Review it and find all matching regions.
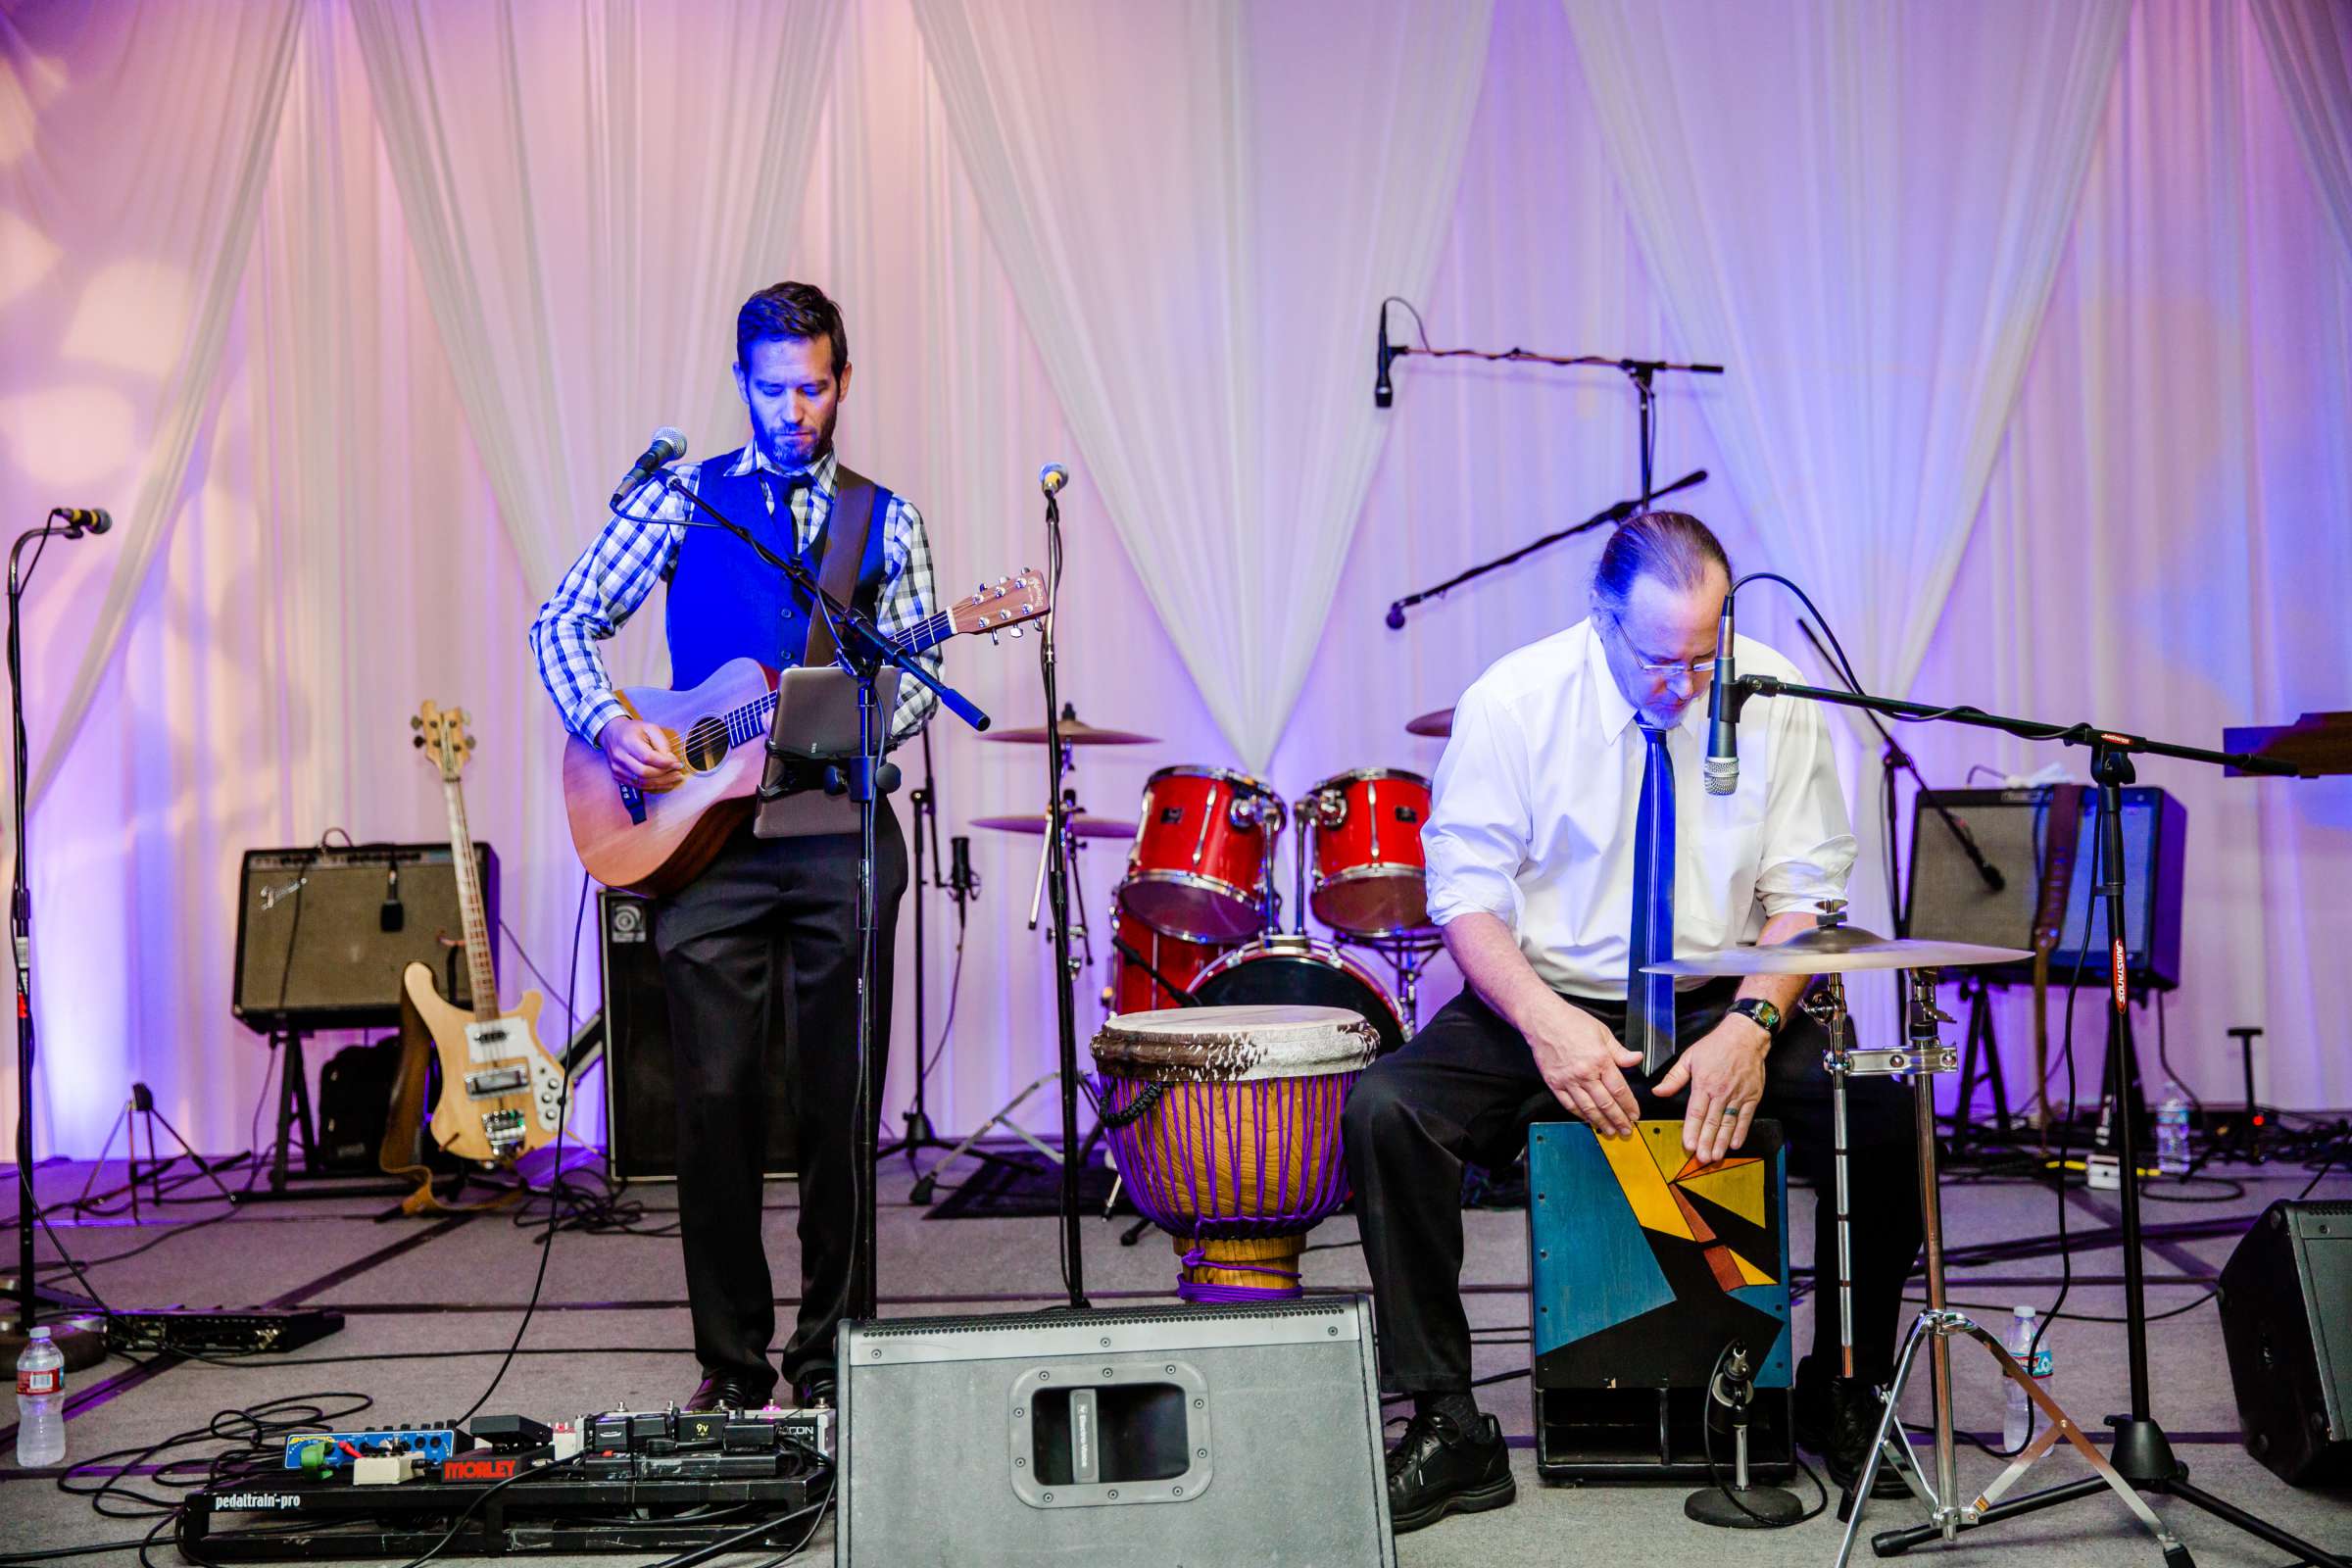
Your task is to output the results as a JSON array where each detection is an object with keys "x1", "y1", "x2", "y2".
[
  {"x1": 1375, "y1": 305, "x2": 1395, "y2": 408},
  {"x1": 1384, "y1": 602, "x2": 1406, "y2": 630},
  {"x1": 1039, "y1": 463, "x2": 1069, "y2": 497},
  {"x1": 611, "y1": 427, "x2": 687, "y2": 509},
  {"x1": 52, "y1": 508, "x2": 111, "y2": 535},
  {"x1": 379, "y1": 863, "x2": 405, "y2": 934},
  {"x1": 1703, "y1": 588, "x2": 1739, "y2": 796},
  {"x1": 950, "y1": 834, "x2": 973, "y2": 895}
]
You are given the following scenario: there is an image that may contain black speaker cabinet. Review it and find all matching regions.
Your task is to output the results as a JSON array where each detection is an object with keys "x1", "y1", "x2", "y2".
[
  {"x1": 1903, "y1": 786, "x2": 2185, "y2": 991},
  {"x1": 2220, "y1": 1200, "x2": 2352, "y2": 1486},
  {"x1": 232, "y1": 844, "x2": 495, "y2": 1031},
  {"x1": 837, "y1": 1298, "x2": 1396, "y2": 1566},
  {"x1": 599, "y1": 890, "x2": 796, "y2": 1182}
]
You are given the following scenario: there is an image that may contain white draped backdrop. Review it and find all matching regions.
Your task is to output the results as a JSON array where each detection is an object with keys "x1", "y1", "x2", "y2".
[{"x1": 3, "y1": 0, "x2": 2346, "y2": 1159}]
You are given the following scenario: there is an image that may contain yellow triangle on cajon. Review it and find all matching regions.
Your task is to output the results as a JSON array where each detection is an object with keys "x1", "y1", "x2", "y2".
[
  {"x1": 1597, "y1": 1129, "x2": 1696, "y2": 1241},
  {"x1": 1728, "y1": 1249, "x2": 1776, "y2": 1288},
  {"x1": 1640, "y1": 1121, "x2": 1688, "y2": 1182},
  {"x1": 1679, "y1": 1157, "x2": 1766, "y2": 1228}
]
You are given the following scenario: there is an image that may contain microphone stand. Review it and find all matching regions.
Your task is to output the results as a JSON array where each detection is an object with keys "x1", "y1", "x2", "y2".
[
  {"x1": 1715, "y1": 667, "x2": 2336, "y2": 1568},
  {"x1": 5, "y1": 515, "x2": 109, "y2": 1369},
  {"x1": 878, "y1": 729, "x2": 967, "y2": 1166},
  {"x1": 655, "y1": 473, "x2": 987, "y2": 1325},
  {"x1": 1037, "y1": 480, "x2": 1088, "y2": 1309},
  {"x1": 1385, "y1": 469, "x2": 1705, "y2": 629}
]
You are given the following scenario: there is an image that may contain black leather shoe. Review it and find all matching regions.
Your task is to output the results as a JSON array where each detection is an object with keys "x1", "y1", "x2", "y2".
[
  {"x1": 1794, "y1": 1372, "x2": 1911, "y2": 1498},
  {"x1": 793, "y1": 1363, "x2": 837, "y2": 1408},
  {"x1": 683, "y1": 1374, "x2": 763, "y2": 1413},
  {"x1": 1385, "y1": 1410, "x2": 1516, "y2": 1534}
]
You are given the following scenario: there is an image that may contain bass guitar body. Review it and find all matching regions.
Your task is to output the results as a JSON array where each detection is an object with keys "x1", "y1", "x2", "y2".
[{"x1": 405, "y1": 965, "x2": 564, "y2": 1166}]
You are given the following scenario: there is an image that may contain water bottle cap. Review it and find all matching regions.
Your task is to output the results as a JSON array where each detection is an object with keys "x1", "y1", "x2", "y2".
[
  {"x1": 2012, "y1": 1304, "x2": 2034, "y2": 1319},
  {"x1": 28, "y1": 1327, "x2": 50, "y2": 1340}
]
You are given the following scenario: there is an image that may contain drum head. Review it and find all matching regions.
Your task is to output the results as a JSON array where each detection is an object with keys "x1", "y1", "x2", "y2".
[{"x1": 1191, "y1": 945, "x2": 1406, "y2": 1056}]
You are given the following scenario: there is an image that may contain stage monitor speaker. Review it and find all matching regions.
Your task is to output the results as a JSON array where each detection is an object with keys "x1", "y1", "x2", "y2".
[
  {"x1": 1903, "y1": 786, "x2": 2185, "y2": 991},
  {"x1": 837, "y1": 1298, "x2": 1395, "y2": 1566},
  {"x1": 232, "y1": 844, "x2": 495, "y2": 1032},
  {"x1": 598, "y1": 890, "x2": 796, "y2": 1183},
  {"x1": 1528, "y1": 1119, "x2": 1792, "y2": 1481},
  {"x1": 2219, "y1": 1200, "x2": 2352, "y2": 1486}
]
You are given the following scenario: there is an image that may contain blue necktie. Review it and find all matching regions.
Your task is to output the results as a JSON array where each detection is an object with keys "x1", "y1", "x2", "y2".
[{"x1": 1626, "y1": 721, "x2": 1677, "y2": 1074}]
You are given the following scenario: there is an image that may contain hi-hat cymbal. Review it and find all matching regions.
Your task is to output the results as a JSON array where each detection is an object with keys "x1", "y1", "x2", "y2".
[
  {"x1": 1405, "y1": 708, "x2": 1454, "y2": 739},
  {"x1": 1642, "y1": 924, "x2": 2031, "y2": 977},
  {"x1": 970, "y1": 812, "x2": 1139, "y2": 840},
  {"x1": 986, "y1": 717, "x2": 1160, "y2": 746}
]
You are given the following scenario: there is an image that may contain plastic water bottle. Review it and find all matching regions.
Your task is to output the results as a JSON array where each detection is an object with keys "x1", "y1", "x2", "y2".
[
  {"x1": 2155, "y1": 1084, "x2": 2191, "y2": 1177},
  {"x1": 16, "y1": 1327, "x2": 66, "y2": 1467},
  {"x1": 2002, "y1": 1306, "x2": 2047, "y2": 1453}
]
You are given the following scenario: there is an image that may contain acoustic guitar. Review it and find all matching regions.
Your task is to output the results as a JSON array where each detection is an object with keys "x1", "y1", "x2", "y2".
[
  {"x1": 406, "y1": 702, "x2": 567, "y2": 1166},
  {"x1": 564, "y1": 570, "x2": 1048, "y2": 895}
]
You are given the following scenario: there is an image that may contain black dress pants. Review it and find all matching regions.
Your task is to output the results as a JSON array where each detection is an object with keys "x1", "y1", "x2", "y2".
[
  {"x1": 1342, "y1": 978, "x2": 1924, "y2": 1398},
  {"x1": 652, "y1": 808, "x2": 906, "y2": 1395}
]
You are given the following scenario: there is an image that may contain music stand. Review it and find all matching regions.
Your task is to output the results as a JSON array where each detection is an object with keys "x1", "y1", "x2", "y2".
[{"x1": 754, "y1": 665, "x2": 903, "y2": 840}]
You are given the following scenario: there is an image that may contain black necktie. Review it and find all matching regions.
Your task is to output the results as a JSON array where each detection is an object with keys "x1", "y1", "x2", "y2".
[{"x1": 1626, "y1": 721, "x2": 1677, "y2": 1074}]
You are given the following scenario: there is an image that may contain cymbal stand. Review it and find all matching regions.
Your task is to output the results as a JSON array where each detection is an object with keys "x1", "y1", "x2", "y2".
[{"x1": 1836, "y1": 966, "x2": 2187, "y2": 1568}]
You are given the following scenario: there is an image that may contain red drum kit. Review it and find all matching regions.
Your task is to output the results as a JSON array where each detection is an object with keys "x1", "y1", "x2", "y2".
[{"x1": 970, "y1": 710, "x2": 1453, "y2": 1047}]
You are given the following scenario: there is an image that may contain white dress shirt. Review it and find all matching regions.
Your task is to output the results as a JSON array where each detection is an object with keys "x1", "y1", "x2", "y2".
[{"x1": 1424, "y1": 619, "x2": 1857, "y2": 1001}]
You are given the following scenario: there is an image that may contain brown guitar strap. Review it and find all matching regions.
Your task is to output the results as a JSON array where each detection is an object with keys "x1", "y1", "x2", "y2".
[{"x1": 801, "y1": 466, "x2": 877, "y2": 670}]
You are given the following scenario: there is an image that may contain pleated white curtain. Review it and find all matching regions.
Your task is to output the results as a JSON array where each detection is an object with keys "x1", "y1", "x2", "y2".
[
  {"x1": 345, "y1": 0, "x2": 848, "y2": 602},
  {"x1": 0, "y1": 0, "x2": 303, "y2": 806},
  {"x1": 2252, "y1": 0, "x2": 2352, "y2": 266},
  {"x1": 1911, "y1": 0, "x2": 2352, "y2": 1113},
  {"x1": 1559, "y1": 0, "x2": 2128, "y2": 704},
  {"x1": 906, "y1": 0, "x2": 1494, "y2": 772}
]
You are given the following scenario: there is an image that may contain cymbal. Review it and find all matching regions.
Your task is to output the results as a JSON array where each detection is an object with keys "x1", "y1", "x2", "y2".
[
  {"x1": 1642, "y1": 924, "x2": 2032, "y2": 977},
  {"x1": 1405, "y1": 708, "x2": 1454, "y2": 738},
  {"x1": 986, "y1": 717, "x2": 1160, "y2": 746},
  {"x1": 970, "y1": 811, "x2": 1139, "y2": 840}
]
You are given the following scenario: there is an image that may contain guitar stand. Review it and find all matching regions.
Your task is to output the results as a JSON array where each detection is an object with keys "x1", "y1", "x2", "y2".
[{"x1": 77, "y1": 1082, "x2": 240, "y2": 1220}]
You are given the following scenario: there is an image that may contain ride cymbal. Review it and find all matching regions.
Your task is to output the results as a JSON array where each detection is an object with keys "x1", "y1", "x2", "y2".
[
  {"x1": 1642, "y1": 924, "x2": 2031, "y2": 977},
  {"x1": 985, "y1": 717, "x2": 1160, "y2": 746},
  {"x1": 970, "y1": 812, "x2": 1139, "y2": 840}
]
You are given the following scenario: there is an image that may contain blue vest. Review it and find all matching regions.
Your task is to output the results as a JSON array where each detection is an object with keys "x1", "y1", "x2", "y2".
[{"x1": 663, "y1": 448, "x2": 894, "y2": 690}]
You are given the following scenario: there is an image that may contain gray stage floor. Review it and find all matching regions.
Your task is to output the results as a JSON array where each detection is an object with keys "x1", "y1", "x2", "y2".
[{"x1": 3, "y1": 1149, "x2": 2348, "y2": 1565}]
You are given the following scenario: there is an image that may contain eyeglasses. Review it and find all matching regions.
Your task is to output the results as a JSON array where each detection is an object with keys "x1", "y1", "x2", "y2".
[{"x1": 1602, "y1": 612, "x2": 1718, "y2": 681}]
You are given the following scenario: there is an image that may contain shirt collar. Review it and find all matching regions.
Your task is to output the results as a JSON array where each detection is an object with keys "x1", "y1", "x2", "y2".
[
  {"x1": 727, "y1": 443, "x2": 838, "y2": 497},
  {"x1": 1584, "y1": 616, "x2": 1711, "y2": 743}
]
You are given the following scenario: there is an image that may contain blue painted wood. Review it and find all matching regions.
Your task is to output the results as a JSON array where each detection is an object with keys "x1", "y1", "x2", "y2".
[{"x1": 1526, "y1": 1123, "x2": 1675, "y2": 1355}]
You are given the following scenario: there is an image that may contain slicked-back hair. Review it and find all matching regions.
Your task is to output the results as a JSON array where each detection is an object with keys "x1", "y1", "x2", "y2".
[
  {"x1": 1592, "y1": 511, "x2": 1732, "y2": 614},
  {"x1": 737, "y1": 281, "x2": 849, "y2": 373}
]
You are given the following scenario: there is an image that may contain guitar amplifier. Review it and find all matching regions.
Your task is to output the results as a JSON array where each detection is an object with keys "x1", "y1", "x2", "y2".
[
  {"x1": 1528, "y1": 1119, "x2": 1792, "y2": 1480},
  {"x1": 1903, "y1": 786, "x2": 2185, "y2": 991},
  {"x1": 2220, "y1": 1200, "x2": 2352, "y2": 1486},
  {"x1": 232, "y1": 844, "x2": 495, "y2": 1032},
  {"x1": 600, "y1": 890, "x2": 797, "y2": 1182}
]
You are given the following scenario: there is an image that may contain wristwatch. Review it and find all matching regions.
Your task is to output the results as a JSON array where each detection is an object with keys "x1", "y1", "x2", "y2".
[{"x1": 1728, "y1": 998, "x2": 1783, "y2": 1038}]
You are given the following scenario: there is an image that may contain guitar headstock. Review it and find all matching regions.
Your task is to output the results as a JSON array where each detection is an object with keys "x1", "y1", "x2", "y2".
[
  {"x1": 412, "y1": 701, "x2": 475, "y2": 783},
  {"x1": 950, "y1": 568, "x2": 1049, "y2": 639}
]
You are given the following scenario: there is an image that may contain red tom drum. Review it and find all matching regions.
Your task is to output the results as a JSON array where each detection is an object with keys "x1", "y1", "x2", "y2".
[
  {"x1": 1301, "y1": 767, "x2": 1436, "y2": 939},
  {"x1": 1103, "y1": 906, "x2": 1236, "y2": 1015},
  {"x1": 1120, "y1": 765, "x2": 1284, "y2": 942}
]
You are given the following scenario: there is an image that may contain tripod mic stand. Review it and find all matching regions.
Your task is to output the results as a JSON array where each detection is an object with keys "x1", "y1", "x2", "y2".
[
  {"x1": 1717, "y1": 662, "x2": 2339, "y2": 1568},
  {"x1": 879, "y1": 727, "x2": 975, "y2": 1165}
]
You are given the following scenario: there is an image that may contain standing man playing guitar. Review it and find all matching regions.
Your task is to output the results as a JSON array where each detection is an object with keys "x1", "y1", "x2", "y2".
[{"x1": 529, "y1": 281, "x2": 937, "y2": 1412}]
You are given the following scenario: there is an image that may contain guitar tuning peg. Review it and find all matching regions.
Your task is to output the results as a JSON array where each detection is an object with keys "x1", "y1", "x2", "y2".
[
  {"x1": 410, "y1": 715, "x2": 422, "y2": 730},
  {"x1": 988, "y1": 631, "x2": 1000, "y2": 645},
  {"x1": 1010, "y1": 626, "x2": 1024, "y2": 639},
  {"x1": 413, "y1": 735, "x2": 425, "y2": 749}
]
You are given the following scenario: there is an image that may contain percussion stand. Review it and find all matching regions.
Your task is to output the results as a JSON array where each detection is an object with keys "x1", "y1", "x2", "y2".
[
  {"x1": 1718, "y1": 667, "x2": 2328, "y2": 1568},
  {"x1": 1037, "y1": 480, "x2": 1090, "y2": 1308},
  {"x1": 1830, "y1": 966, "x2": 2186, "y2": 1568}
]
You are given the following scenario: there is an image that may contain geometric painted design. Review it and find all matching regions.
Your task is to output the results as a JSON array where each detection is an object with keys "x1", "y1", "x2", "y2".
[
  {"x1": 1596, "y1": 1127, "x2": 1695, "y2": 1240},
  {"x1": 1680, "y1": 1157, "x2": 1766, "y2": 1227},
  {"x1": 1529, "y1": 1119, "x2": 1793, "y2": 1389}
]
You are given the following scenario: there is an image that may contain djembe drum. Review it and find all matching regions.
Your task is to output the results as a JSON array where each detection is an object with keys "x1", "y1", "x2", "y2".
[{"x1": 1091, "y1": 1003, "x2": 1379, "y2": 1303}]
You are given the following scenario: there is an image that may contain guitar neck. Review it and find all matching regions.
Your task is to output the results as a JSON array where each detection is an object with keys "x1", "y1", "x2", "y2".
[
  {"x1": 440, "y1": 777, "x2": 500, "y2": 1020},
  {"x1": 718, "y1": 606, "x2": 961, "y2": 743}
]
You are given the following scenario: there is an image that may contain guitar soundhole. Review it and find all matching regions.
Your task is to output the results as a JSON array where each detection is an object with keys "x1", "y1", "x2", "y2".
[{"x1": 682, "y1": 716, "x2": 729, "y2": 771}]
